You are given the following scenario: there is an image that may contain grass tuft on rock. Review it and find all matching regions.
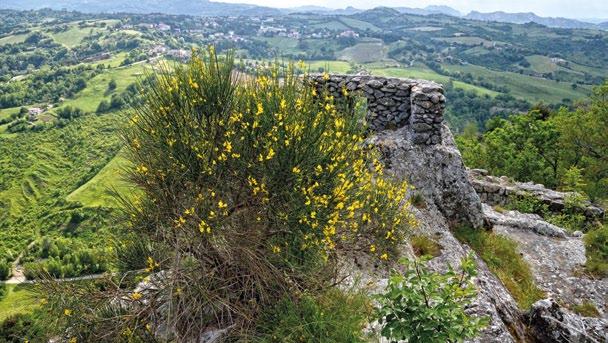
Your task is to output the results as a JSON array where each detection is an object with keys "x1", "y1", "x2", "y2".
[{"x1": 453, "y1": 226, "x2": 545, "y2": 309}]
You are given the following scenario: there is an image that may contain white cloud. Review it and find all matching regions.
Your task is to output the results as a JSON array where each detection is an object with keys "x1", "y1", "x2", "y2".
[{"x1": 215, "y1": 0, "x2": 608, "y2": 19}]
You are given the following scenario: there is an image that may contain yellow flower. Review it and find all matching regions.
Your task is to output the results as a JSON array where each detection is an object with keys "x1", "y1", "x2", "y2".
[
  {"x1": 271, "y1": 245, "x2": 281, "y2": 254},
  {"x1": 146, "y1": 256, "x2": 159, "y2": 272},
  {"x1": 64, "y1": 308, "x2": 72, "y2": 317},
  {"x1": 131, "y1": 292, "x2": 143, "y2": 301},
  {"x1": 199, "y1": 220, "x2": 211, "y2": 234},
  {"x1": 69, "y1": 338, "x2": 77, "y2": 343},
  {"x1": 370, "y1": 244, "x2": 376, "y2": 253},
  {"x1": 266, "y1": 147, "x2": 275, "y2": 160},
  {"x1": 223, "y1": 141, "x2": 232, "y2": 153},
  {"x1": 380, "y1": 253, "x2": 389, "y2": 260},
  {"x1": 322, "y1": 72, "x2": 330, "y2": 81},
  {"x1": 136, "y1": 165, "x2": 148, "y2": 174},
  {"x1": 292, "y1": 166, "x2": 301, "y2": 174},
  {"x1": 218, "y1": 200, "x2": 228, "y2": 209}
]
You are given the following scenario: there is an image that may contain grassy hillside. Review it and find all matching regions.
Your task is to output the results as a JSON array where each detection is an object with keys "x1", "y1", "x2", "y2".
[
  {"x1": 67, "y1": 152, "x2": 133, "y2": 208},
  {"x1": 0, "y1": 285, "x2": 38, "y2": 321},
  {"x1": 443, "y1": 64, "x2": 592, "y2": 103}
]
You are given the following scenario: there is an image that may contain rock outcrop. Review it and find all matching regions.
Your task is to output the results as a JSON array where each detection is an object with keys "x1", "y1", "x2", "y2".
[
  {"x1": 320, "y1": 74, "x2": 607, "y2": 342},
  {"x1": 525, "y1": 299, "x2": 607, "y2": 342},
  {"x1": 469, "y1": 169, "x2": 605, "y2": 221}
]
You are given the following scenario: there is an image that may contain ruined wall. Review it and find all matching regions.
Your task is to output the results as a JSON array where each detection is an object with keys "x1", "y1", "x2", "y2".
[{"x1": 309, "y1": 74, "x2": 445, "y2": 145}]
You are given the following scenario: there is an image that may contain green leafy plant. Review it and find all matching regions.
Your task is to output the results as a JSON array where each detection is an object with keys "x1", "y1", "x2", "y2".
[
  {"x1": 0, "y1": 260, "x2": 10, "y2": 281},
  {"x1": 506, "y1": 192, "x2": 548, "y2": 215},
  {"x1": 375, "y1": 255, "x2": 487, "y2": 343}
]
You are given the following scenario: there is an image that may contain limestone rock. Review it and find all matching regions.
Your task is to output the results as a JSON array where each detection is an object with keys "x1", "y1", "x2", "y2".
[{"x1": 525, "y1": 299, "x2": 608, "y2": 342}]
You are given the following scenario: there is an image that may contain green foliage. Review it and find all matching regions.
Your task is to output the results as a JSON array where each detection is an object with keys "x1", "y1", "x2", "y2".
[
  {"x1": 458, "y1": 81, "x2": 608, "y2": 202},
  {"x1": 410, "y1": 235, "x2": 442, "y2": 258},
  {"x1": 107, "y1": 79, "x2": 117, "y2": 91},
  {"x1": 584, "y1": 225, "x2": 608, "y2": 277},
  {"x1": 457, "y1": 110, "x2": 562, "y2": 188},
  {"x1": 375, "y1": 255, "x2": 487, "y2": 343},
  {"x1": 545, "y1": 193, "x2": 587, "y2": 232},
  {"x1": 506, "y1": 192, "x2": 548, "y2": 215},
  {"x1": 256, "y1": 289, "x2": 372, "y2": 343},
  {"x1": 0, "y1": 284, "x2": 6, "y2": 301},
  {"x1": 0, "y1": 260, "x2": 10, "y2": 281},
  {"x1": 554, "y1": 82, "x2": 608, "y2": 201},
  {"x1": 561, "y1": 166, "x2": 587, "y2": 193},
  {"x1": 453, "y1": 226, "x2": 545, "y2": 309},
  {"x1": 56, "y1": 105, "x2": 84, "y2": 120},
  {"x1": 0, "y1": 313, "x2": 46, "y2": 343}
]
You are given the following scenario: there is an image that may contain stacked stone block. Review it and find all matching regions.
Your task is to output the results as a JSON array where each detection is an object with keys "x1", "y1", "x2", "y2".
[{"x1": 310, "y1": 74, "x2": 445, "y2": 145}]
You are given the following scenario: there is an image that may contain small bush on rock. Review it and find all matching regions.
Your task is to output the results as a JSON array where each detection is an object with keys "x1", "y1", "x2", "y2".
[{"x1": 375, "y1": 255, "x2": 487, "y2": 343}]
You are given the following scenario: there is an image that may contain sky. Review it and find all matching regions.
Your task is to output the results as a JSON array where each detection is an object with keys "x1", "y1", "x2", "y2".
[{"x1": 215, "y1": 0, "x2": 608, "y2": 19}]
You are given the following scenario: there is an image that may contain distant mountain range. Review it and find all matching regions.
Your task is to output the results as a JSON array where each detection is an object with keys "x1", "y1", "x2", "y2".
[
  {"x1": 464, "y1": 11, "x2": 601, "y2": 29},
  {"x1": 0, "y1": 0, "x2": 281, "y2": 16},
  {"x1": 1, "y1": 0, "x2": 606, "y2": 30}
]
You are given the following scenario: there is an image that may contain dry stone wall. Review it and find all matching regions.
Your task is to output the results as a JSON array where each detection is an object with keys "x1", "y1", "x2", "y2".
[{"x1": 310, "y1": 74, "x2": 446, "y2": 145}]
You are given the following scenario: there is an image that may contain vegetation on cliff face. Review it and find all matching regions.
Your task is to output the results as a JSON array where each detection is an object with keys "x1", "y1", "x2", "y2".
[{"x1": 453, "y1": 226, "x2": 545, "y2": 309}]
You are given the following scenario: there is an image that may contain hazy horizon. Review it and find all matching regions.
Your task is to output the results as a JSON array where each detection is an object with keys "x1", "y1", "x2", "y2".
[{"x1": 214, "y1": 0, "x2": 608, "y2": 19}]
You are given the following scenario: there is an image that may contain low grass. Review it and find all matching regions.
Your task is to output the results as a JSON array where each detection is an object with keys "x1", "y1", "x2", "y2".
[
  {"x1": 60, "y1": 63, "x2": 147, "y2": 113},
  {"x1": 0, "y1": 113, "x2": 122, "y2": 258},
  {"x1": 67, "y1": 152, "x2": 134, "y2": 208},
  {"x1": 370, "y1": 66, "x2": 499, "y2": 96},
  {"x1": 410, "y1": 235, "x2": 442, "y2": 258},
  {"x1": 256, "y1": 288, "x2": 373, "y2": 342},
  {"x1": 339, "y1": 17, "x2": 381, "y2": 32},
  {"x1": 310, "y1": 20, "x2": 350, "y2": 31},
  {"x1": 305, "y1": 60, "x2": 352, "y2": 74},
  {"x1": 0, "y1": 107, "x2": 20, "y2": 121},
  {"x1": 0, "y1": 33, "x2": 27, "y2": 46},
  {"x1": 0, "y1": 284, "x2": 39, "y2": 322},
  {"x1": 453, "y1": 226, "x2": 545, "y2": 309},
  {"x1": 259, "y1": 37, "x2": 300, "y2": 54},
  {"x1": 49, "y1": 25, "x2": 105, "y2": 48},
  {"x1": 338, "y1": 42, "x2": 386, "y2": 64}
]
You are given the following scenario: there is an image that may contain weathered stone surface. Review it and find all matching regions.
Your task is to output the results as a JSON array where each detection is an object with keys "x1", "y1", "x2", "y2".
[
  {"x1": 369, "y1": 124, "x2": 483, "y2": 229},
  {"x1": 525, "y1": 299, "x2": 607, "y2": 342},
  {"x1": 483, "y1": 204, "x2": 567, "y2": 238},
  {"x1": 469, "y1": 169, "x2": 605, "y2": 221}
]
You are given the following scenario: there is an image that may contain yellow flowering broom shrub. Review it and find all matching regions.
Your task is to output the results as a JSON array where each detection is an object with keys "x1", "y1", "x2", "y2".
[{"x1": 41, "y1": 48, "x2": 414, "y2": 341}]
